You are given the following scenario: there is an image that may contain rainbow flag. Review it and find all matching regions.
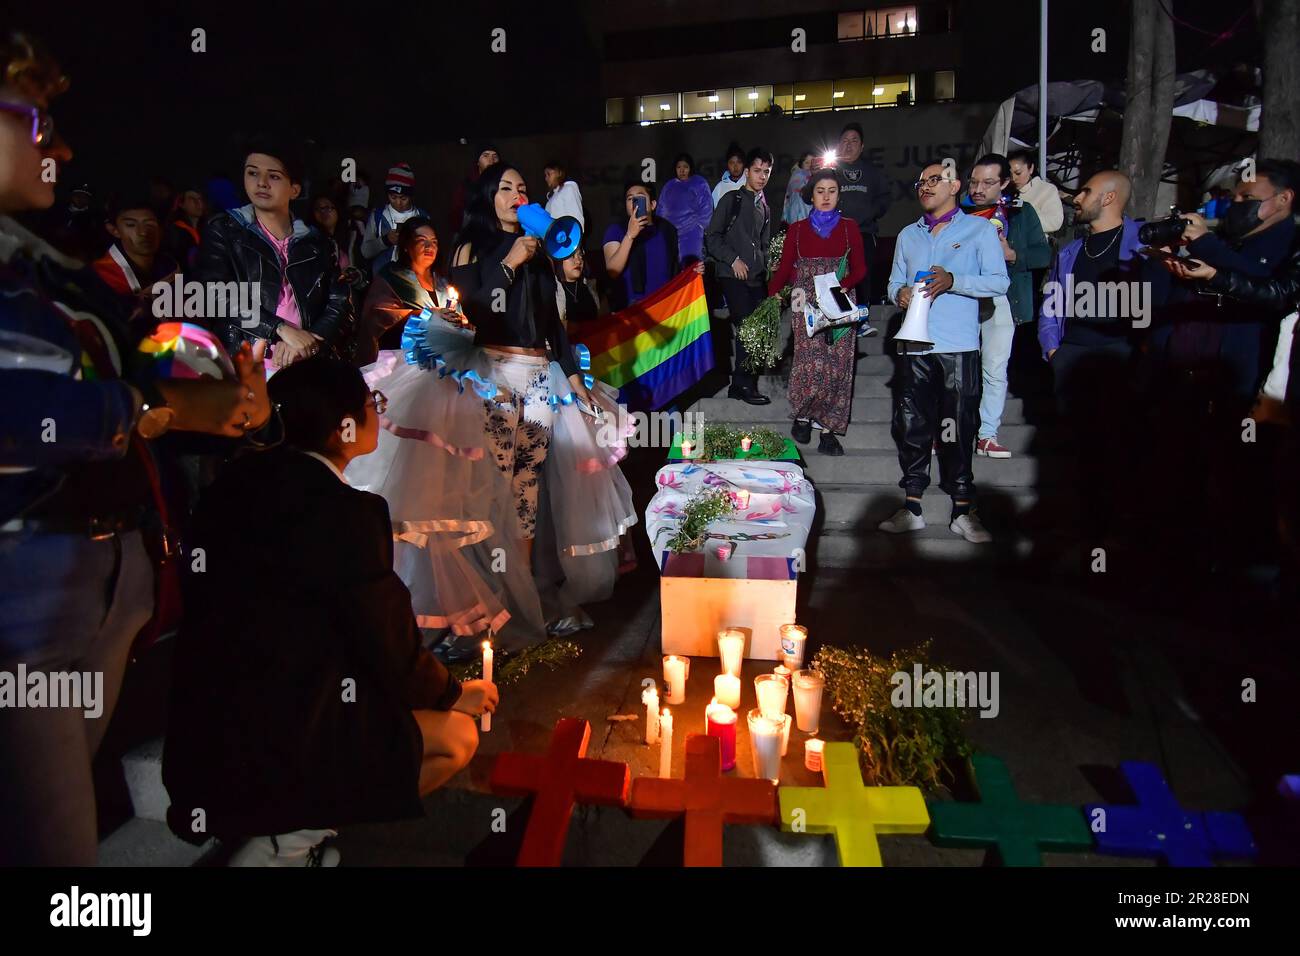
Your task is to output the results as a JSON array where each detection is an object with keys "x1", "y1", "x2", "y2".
[{"x1": 573, "y1": 270, "x2": 713, "y2": 412}]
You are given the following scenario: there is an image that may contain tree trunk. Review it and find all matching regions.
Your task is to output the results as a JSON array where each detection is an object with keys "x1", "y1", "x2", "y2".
[
  {"x1": 1261, "y1": 0, "x2": 1300, "y2": 158},
  {"x1": 1119, "y1": 0, "x2": 1178, "y2": 220}
]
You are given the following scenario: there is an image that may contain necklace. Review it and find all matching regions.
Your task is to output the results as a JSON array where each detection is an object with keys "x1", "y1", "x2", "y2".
[{"x1": 1084, "y1": 227, "x2": 1121, "y2": 259}]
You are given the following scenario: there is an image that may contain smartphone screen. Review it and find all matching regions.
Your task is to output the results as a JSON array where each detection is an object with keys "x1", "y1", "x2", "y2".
[
  {"x1": 633, "y1": 196, "x2": 648, "y2": 220},
  {"x1": 830, "y1": 286, "x2": 854, "y2": 313}
]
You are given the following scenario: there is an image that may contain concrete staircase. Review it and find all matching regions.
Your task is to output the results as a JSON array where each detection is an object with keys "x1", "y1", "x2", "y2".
[{"x1": 693, "y1": 306, "x2": 1062, "y2": 568}]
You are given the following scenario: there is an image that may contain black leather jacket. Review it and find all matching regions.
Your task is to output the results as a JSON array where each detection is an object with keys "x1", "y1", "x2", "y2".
[
  {"x1": 1208, "y1": 232, "x2": 1300, "y2": 412},
  {"x1": 196, "y1": 205, "x2": 354, "y2": 359}
]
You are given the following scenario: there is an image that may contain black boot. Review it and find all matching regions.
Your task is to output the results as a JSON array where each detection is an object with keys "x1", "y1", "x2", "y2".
[
  {"x1": 727, "y1": 383, "x2": 770, "y2": 405},
  {"x1": 791, "y1": 419, "x2": 812, "y2": 444},
  {"x1": 818, "y1": 432, "x2": 844, "y2": 456}
]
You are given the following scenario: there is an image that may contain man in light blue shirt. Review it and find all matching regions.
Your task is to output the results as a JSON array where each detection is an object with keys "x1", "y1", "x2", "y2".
[{"x1": 880, "y1": 163, "x2": 1009, "y2": 543}]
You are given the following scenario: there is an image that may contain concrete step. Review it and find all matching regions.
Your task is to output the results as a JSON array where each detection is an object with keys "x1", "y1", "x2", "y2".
[
  {"x1": 785, "y1": 422, "x2": 1052, "y2": 453},
  {"x1": 809, "y1": 523, "x2": 1033, "y2": 569},
  {"x1": 98, "y1": 817, "x2": 215, "y2": 867},
  {"x1": 815, "y1": 483, "x2": 1048, "y2": 526},
  {"x1": 796, "y1": 448, "x2": 1043, "y2": 486},
  {"x1": 696, "y1": 395, "x2": 1030, "y2": 425}
]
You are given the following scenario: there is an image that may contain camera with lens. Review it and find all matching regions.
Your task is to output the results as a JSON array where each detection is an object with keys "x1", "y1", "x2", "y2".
[{"x1": 1138, "y1": 208, "x2": 1190, "y2": 247}]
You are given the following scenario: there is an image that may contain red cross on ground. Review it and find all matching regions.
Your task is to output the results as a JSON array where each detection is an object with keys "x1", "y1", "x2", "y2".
[
  {"x1": 489, "y1": 717, "x2": 631, "y2": 867},
  {"x1": 778, "y1": 742, "x2": 930, "y2": 866},
  {"x1": 628, "y1": 733, "x2": 779, "y2": 866}
]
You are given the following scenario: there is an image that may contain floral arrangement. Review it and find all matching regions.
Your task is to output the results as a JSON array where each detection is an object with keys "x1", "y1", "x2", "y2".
[
  {"x1": 811, "y1": 641, "x2": 973, "y2": 793},
  {"x1": 665, "y1": 487, "x2": 737, "y2": 554},
  {"x1": 699, "y1": 423, "x2": 785, "y2": 461},
  {"x1": 451, "y1": 639, "x2": 582, "y2": 686},
  {"x1": 737, "y1": 291, "x2": 789, "y2": 373}
]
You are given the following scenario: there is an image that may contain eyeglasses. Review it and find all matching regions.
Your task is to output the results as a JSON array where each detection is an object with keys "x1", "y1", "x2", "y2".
[
  {"x1": 0, "y1": 100, "x2": 55, "y2": 147},
  {"x1": 968, "y1": 178, "x2": 1004, "y2": 190},
  {"x1": 914, "y1": 174, "x2": 951, "y2": 191},
  {"x1": 370, "y1": 390, "x2": 388, "y2": 414}
]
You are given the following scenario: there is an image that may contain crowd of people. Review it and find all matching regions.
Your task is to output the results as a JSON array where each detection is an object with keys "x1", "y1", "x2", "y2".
[{"x1": 3, "y1": 28, "x2": 1299, "y2": 868}]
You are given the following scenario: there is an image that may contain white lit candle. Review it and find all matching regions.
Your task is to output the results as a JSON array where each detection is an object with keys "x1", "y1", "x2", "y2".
[
  {"x1": 774, "y1": 665, "x2": 792, "y2": 712},
  {"x1": 714, "y1": 673, "x2": 741, "y2": 709},
  {"x1": 755, "y1": 674, "x2": 788, "y2": 719},
  {"x1": 663, "y1": 655, "x2": 687, "y2": 705},
  {"x1": 481, "y1": 640, "x2": 493, "y2": 733},
  {"x1": 747, "y1": 709, "x2": 782, "y2": 781},
  {"x1": 659, "y1": 708, "x2": 674, "y2": 778},
  {"x1": 733, "y1": 489, "x2": 751, "y2": 509},
  {"x1": 718, "y1": 628, "x2": 745, "y2": 677},
  {"x1": 740, "y1": 435, "x2": 753, "y2": 452},
  {"x1": 642, "y1": 685, "x2": 660, "y2": 745},
  {"x1": 446, "y1": 285, "x2": 460, "y2": 312},
  {"x1": 778, "y1": 713, "x2": 791, "y2": 756},
  {"x1": 779, "y1": 624, "x2": 808, "y2": 670}
]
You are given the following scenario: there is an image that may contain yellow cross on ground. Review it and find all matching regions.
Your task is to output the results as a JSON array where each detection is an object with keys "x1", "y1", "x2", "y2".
[{"x1": 778, "y1": 742, "x2": 930, "y2": 866}]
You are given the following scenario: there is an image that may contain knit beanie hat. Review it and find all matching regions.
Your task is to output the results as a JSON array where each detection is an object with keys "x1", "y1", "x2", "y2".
[{"x1": 385, "y1": 163, "x2": 415, "y2": 194}]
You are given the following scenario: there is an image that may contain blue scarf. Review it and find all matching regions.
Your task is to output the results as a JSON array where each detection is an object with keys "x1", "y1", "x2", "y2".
[{"x1": 809, "y1": 208, "x2": 841, "y2": 240}]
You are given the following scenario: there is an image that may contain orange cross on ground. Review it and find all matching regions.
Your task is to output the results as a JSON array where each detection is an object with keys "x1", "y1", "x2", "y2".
[
  {"x1": 628, "y1": 733, "x2": 779, "y2": 866},
  {"x1": 778, "y1": 742, "x2": 930, "y2": 866},
  {"x1": 489, "y1": 718, "x2": 631, "y2": 867}
]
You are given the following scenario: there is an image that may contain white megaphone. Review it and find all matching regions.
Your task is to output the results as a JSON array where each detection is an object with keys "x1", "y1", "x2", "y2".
[{"x1": 894, "y1": 270, "x2": 935, "y2": 354}]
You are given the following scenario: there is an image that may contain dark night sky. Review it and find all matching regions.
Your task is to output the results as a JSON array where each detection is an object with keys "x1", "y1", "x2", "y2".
[{"x1": 6, "y1": 0, "x2": 1263, "y2": 194}]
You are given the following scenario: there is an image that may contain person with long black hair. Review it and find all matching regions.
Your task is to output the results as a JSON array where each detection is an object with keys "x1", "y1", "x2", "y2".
[{"x1": 346, "y1": 163, "x2": 635, "y2": 657}]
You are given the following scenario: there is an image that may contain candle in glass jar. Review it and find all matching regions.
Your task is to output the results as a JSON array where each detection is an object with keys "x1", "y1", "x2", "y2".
[
  {"x1": 747, "y1": 709, "x2": 782, "y2": 781},
  {"x1": 804, "y1": 737, "x2": 825, "y2": 772},
  {"x1": 778, "y1": 713, "x2": 791, "y2": 756},
  {"x1": 658, "y1": 709, "x2": 673, "y2": 778},
  {"x1": 754, "y1": 673, "x2": 788, "y2": 719},
  {"x1": 642, "y1": 685, "x2": 660, "y2": 745},
  {"x1": 714, "y1": 673, "x2": 741, "y2": 709},
  {"x1": 481, "y1": 640, "x2": 493, "y2": 732},
  {"x1": 779, "y1": 624, "x2": 808, "y2": 669},
  {"x1": 717, "y1": 629, "x2": 744, "y2": 676},
  {"x1": 740, "y1": 435, "x2": 753, "y2": 452},
  {"x1": 733, "y1": 489, "x2": 751, "y2": 509},
  {"x1": 792, "y1": 669, "x2": 825, "y2": 734},
  {"x1": 773, "y1": 665, "x2": 792, "y2": 711},
  {"x1": 680, "y1": 437, "x2": 695, "y2": 457},
  {"x1": 705, "y1": 703, "x2": 738, "y2": 772},
  {"x1": 663, "y1": 655, "x2": 687, "y2": 704}
]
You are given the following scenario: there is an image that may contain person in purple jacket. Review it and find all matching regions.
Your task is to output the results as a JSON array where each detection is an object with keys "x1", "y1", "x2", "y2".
[{"x1": 656, "y1": 153, "x2": 713, "y2": 264}]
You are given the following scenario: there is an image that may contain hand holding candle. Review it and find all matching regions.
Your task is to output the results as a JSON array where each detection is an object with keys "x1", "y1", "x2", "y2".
[{"x1": 481, "y1": 640, "x2": 494, "y2": 732}]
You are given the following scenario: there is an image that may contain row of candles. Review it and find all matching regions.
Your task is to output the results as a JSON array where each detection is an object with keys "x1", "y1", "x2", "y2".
[
  {"x1": 679, "y1": 435, "x2": 756, "y2": 457},
  {"x1": 643, "y1": 626, "x2": 827, "y2": 781}
]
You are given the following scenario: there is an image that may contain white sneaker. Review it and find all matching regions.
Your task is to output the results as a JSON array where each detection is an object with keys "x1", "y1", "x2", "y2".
[
  {"x1": 879, "y1": 507, "x2": 926, "y2": 534},
  {"x1": 229, "y1": 828, "x2": 340, "y2": 867},
  {"x1": 950, "y1": 512, "x2": 992, "y2": 543}
]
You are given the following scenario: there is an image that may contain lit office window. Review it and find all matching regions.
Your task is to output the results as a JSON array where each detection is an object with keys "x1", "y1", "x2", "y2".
[
  {"x1": 682, "y1": 89, "x2": 734, "y2": 120},
  {"x1": 733, "y1": 85, "x2": 774, "y2": 115},
  {"x1": 833, "y1": 77, "x2": 876, "y2": 109},
  {"x1": 838, "y1": 12, "x2": 866, "y2": 40},
  {"x1": 935, "y1": 70, "x2": 956, "y2": 101},
  {"x1": 872, "y1": 74, "x2": 912, "y2": 106},
  {"x1": 606, "y1": 98, "x2": 626, "y2": 125},
  {"x1": 772, "y1": 83, "x2": 795, "y2": 113},
  {"x1": 792, "y1": 80, "x2": 834, "y2": 112},
  {"x1": 638, "y1": 93, "x2": 680, "y2": 123},
  {"x1": 873, "y1": 6, "x2": 917, "y2": 37}
]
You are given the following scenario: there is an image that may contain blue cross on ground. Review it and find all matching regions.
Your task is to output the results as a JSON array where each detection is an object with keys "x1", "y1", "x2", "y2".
[
  {"x1": 1084, "y1": 761, "x2": 1256, "y2": 867},
  {"x1": 928, "y1": 754, "x2": 1093, "y2": 865}
]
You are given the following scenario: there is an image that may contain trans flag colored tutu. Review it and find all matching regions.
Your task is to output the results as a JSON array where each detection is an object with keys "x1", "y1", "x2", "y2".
[{"x1": 345, "y1": 307, "x2": 637, "y2": 652}]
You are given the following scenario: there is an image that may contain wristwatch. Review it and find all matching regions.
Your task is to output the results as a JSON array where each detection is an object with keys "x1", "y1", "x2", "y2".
[{"x1": 137, "y1": 400, "x2": 176, "y2": 439}]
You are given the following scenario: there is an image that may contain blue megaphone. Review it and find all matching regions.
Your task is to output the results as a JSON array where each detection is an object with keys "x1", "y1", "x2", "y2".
[{"x1": 515, "y1": 202, "x2": 583, "y2": 260}]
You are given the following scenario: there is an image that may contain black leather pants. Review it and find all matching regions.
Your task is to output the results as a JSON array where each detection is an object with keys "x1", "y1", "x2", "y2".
[{"x1": 891, "y1": 351, "x2": 981, "y2": 500}]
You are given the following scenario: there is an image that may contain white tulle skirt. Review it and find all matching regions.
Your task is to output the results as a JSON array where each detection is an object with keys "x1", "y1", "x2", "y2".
[{"x1": 344, "y1": 312, "x2": 637, "y2": 652}]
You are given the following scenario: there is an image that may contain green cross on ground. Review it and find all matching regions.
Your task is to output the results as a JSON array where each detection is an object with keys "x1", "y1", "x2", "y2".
[{"x1": 928, "y1": 754, "x2": 1093, "y2": 866}]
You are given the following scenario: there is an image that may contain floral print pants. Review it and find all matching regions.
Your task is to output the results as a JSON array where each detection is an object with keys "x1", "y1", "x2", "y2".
[{"x1": 483, "y1": 352, "x2": 554, "y2": 539}]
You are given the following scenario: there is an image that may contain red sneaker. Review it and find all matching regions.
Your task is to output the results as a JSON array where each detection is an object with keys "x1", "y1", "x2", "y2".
[{"x1": 976, "y1": 437, "x2": 1012, "y2": 459}]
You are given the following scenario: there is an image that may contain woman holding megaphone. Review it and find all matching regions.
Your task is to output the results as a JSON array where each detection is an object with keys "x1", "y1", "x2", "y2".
[{"x1": 346, "y1": 163, "x2": 635, "y2": 659}]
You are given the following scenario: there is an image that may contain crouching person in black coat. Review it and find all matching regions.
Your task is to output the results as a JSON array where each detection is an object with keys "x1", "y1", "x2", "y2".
[{"x1": 163, "y1": 359, "x2": 497, "y2": 866}]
